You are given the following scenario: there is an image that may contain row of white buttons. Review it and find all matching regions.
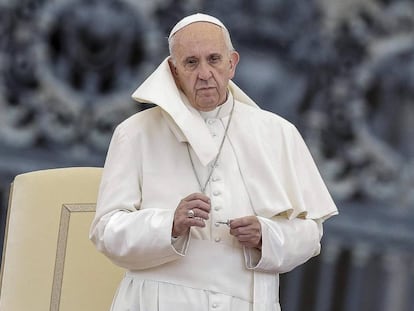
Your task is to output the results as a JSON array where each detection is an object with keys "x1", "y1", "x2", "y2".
[
  {"x1": 211, "y1": 173, "x2": 222, "y2": 212},
  {"x1": 206, "y1": 120, "x2": 224, "y2": 245},
  {"x1": 212, "y1": 184, "x2": 222, "y2": 243},
  {"x1": 206, "y1": 118, "x2": 221, "y2": 139},
  {"x1": 213, "y1": 190, "x2": 221, "y2": 196}
]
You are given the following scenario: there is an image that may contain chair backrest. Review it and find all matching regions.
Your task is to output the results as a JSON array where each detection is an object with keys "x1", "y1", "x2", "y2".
[{"x1": 0, "y1": 167, "x2": 124, "y2": 311}]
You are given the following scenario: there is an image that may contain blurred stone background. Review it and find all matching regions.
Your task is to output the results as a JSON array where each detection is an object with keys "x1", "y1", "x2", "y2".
[{"x1": 0, "y1": 0, "x2": 413, "y2": 310}]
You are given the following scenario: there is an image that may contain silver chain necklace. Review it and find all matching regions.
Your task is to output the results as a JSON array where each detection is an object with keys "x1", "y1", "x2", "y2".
[{"x1": 186, "y1": 99, "x2": 235, "y2": 194}]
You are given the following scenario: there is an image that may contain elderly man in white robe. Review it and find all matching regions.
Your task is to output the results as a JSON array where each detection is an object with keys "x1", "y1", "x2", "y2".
[{"x1": 90, "y1": 13, "x2": 338, "y2": 311}]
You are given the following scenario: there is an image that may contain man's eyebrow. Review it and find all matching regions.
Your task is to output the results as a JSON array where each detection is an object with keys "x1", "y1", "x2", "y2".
[
  {"x1": 183, "y1": 56, "x2": 198, "y2": 62},
  {"x1": 209, "y1": 53, "x2": 222, "y2": 58}
]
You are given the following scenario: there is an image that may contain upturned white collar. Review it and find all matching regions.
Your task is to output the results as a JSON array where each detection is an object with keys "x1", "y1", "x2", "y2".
[{"x1": 131, "y1": 57, "x2": 258, "y2": 166}]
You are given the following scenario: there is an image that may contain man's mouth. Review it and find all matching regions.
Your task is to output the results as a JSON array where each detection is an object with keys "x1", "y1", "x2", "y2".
[{"x1": 197, "y1": 87, "x2": 215, "y2": 91}]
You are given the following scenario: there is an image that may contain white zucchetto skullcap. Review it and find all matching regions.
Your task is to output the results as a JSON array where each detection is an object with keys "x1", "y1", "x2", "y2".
[{"x1": 168, "y1": 13, "x2": 227, "y2": 39}]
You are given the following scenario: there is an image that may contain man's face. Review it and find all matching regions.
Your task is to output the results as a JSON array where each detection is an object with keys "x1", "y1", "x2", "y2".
[{"x1": 169, "y1": 22, "x2": 239, "y2": 111}]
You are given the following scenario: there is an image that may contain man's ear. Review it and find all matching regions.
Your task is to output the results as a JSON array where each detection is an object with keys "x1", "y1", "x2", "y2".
[
  {"x1": 229, "y1": 51, "x2": 240, "y2": 78},
  {"x1": 168, "y1": 57, "x2": 178, "y2": 77},
  {"x1": 168, "y1": 57, "x2": 181, "y2": 88}
]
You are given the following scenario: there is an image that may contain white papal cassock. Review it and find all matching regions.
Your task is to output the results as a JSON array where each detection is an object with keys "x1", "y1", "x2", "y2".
[{"x1": 89, "y1": 58, "x2": 338, "y2": 311}]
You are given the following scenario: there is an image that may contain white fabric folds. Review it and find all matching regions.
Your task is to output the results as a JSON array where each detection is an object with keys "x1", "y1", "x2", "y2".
[{"x1": 131, "y1": 58, "x2": 337, "y2": 221}]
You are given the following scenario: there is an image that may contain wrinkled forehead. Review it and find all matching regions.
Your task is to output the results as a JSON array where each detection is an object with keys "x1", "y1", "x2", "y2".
[{"x1": 168, "y1": 13, "x2": 227, "y2": 39}]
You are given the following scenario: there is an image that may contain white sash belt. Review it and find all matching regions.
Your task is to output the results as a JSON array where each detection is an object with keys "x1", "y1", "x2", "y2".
[{"x1": 127, "y1": 239, "x2": 253, "y2": 302}]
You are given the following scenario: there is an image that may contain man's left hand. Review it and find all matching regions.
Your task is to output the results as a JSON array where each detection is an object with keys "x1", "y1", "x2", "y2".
[{"x1": 229, "y1": 216, "x2": 262, "y2": 249}]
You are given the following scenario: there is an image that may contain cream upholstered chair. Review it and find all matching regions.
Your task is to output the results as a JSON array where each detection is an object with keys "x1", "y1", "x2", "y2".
[{"x1": 0, "y1": 167, "x2": 124, "y2": 311}]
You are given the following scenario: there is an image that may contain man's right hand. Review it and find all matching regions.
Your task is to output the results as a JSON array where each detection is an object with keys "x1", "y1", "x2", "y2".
[{"x1": 172, "y1": 193, "x2": 211, "y2": 237}]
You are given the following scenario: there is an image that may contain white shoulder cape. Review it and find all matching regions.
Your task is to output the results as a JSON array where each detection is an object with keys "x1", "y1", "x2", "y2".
[{"x1": 131, "y1": 57, "x2": 337, "y2": 221}]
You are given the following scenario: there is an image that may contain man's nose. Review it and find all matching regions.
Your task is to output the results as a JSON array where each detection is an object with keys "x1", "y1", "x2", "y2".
[{"x1": 197, "y1": 62, "x2": 212, "y2": 80}]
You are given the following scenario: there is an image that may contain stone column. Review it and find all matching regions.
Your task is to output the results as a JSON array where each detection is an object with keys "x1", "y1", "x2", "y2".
[
  {"x1": 381, "y1": 251, "x2": 409, "y2": 311},
  {"x1": 314, "y1": 240, "x2": 341, "y2": 311},
  {"x1": 282, "y1": 265, "x2": 305, "y2": 311}
]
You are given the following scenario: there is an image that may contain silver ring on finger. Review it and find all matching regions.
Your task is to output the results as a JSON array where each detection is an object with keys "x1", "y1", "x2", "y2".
[{"x1": 187, "y1": 209, "x2": 195, "y2": 218}]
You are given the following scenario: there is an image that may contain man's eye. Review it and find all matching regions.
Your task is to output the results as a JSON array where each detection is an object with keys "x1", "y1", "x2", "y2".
[
  {"x1": 185, "y1": 59, "x2": 198, "y2": 67},
  {"x1": 209, "y1": 56, "x2": 221, "y2": 63}
]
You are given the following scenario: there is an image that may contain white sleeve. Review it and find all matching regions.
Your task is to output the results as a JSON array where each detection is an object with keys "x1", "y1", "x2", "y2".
[
  {"x1": 89, "y1": 124, "x2": 190, "y2": 270},
  {"x1": 93, "y1": 209, "x2": 190, "y2": 270},
  {"x1": 243, "y1": 216, "x2": 322, "y2": 273}
]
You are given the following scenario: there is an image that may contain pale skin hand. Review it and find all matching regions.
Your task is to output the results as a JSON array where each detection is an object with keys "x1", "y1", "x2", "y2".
[
  {"x1": 172, "y1": 193, "x2": 211, "y2": 237},
  {"x1": 229, "y1": 216, "x2": 262, "y2": 249}
]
